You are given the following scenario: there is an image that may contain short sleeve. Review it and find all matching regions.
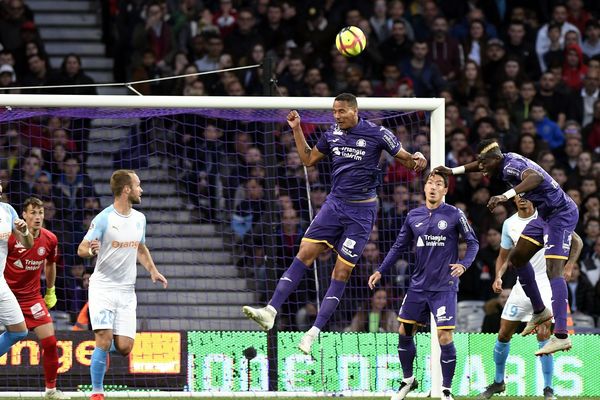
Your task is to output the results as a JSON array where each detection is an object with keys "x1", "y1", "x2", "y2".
[
  {"x1": 84, "y1": 211, "x2": 108, "y2": 241},
  {"x1": 380, "y1": 127, "x2": 402, "y2": 156},
  {"x1": 500, "y1": 220, "x2": 514, "y2": 250},
  {"x1": 502, "y1": 155, "x2": 528, "y2": 181},
  {"x1": 6, "y1": 204, "x2": 18, "y2": 225},
  {"x1": 315, "y1": 128, "x2": 332, "y2": 154}
]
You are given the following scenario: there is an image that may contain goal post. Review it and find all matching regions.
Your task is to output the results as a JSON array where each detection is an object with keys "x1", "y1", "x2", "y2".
[{"x1": 0, "y1": 94, "x2": 444, "y2": 397}]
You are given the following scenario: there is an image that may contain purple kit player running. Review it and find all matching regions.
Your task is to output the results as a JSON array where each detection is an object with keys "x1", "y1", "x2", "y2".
[
  {"x1": 243, "y1": 93, "x2": 427, "y2": 354},
  {"x1": 369, "y1": 172, "x2": 479, "y2": 400},
  {"x1": 435, "y1": 139, "x2": 578, "y2": 355}
]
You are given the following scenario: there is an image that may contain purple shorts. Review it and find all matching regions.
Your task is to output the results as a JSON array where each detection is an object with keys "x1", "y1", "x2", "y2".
[
  {"x1": 303, "y1": 195, "x2": 377, "y2": 266},
  {"x1": 520, "y1": 206, "x2": 579, "y2": 260},
  {"x1": 398, "y1": 289, "x2": 457, "y2": 329}
]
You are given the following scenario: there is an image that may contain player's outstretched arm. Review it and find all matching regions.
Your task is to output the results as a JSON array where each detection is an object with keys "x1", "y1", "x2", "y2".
[
  {"x1": 433, "y1": 160, "x2": 480, "y2": 176},
  {"x1": 394, "y1": 148, "x2": 427, "y2": 172},
  {"x1": 137, "y1": 243, "x2": 168, "y2": 288},
  {"x1": 287, "y1": 110, "x2": 325, "y2": 166},
  {"x1": 13, "y1": 218, "x2": 33, "y2": 248}
]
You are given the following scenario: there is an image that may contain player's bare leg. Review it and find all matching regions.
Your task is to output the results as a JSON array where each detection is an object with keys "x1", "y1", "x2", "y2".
[
  {"x1": 510, "y1": 239, "x2": 552, "y2": 335},
  {"x1": 243, "y1": 241, "x2": 327, "y2": 331},
  {"x1": 536, "y1": 258, "x2": 571, "y2": 355},
  {"x1": 298, "y1": 258, "x2": 353, "y2": 354},
  {"x1": 35, "y1": 323, "x2": 70, "y2": 399}
]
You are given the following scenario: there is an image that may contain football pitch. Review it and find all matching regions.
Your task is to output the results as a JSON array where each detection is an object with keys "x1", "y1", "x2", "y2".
[{"x1": 4, "y1": 397, "x2": 600, "y2": 400}]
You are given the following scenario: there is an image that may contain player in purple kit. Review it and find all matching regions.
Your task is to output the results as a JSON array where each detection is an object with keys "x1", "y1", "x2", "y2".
[
  {"x1": 243, "y1": 93, "x2": 427, "y2": 354},
  {"x1": 435, "y1": 139, "x2": 578, "y2": 355},
  {"x1": 369, "y1": 172, "x2": 479, "y2": 400}
]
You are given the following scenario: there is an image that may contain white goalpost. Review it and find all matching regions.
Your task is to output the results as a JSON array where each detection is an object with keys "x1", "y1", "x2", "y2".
[{"x1": 0, "y1": 94, "x2": 444, "y2": 399}]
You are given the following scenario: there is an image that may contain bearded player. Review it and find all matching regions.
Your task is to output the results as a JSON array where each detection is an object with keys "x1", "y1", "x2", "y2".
[
  {"x1": 78, "y1": 170, "x2": 168, "y2": 400},
  {"x1": 4, "y1": 196, "x2": 68, "y2": 399}
]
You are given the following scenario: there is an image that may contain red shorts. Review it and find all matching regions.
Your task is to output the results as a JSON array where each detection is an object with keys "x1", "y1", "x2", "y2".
[{"x1": 16, "y1": 296, "x2": 53, "y2": 329}]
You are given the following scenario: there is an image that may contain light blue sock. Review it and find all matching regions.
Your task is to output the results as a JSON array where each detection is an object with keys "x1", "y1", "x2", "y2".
[
  {"x1": 0, "y1": 330, "x2": 28, "y2": 357},
  {"x1": 90, "y1": 347, "x2": 108, "y2": 393},
  {"x1": 109, "y1": 340, "x2": 118, "y2": 355},
  {"x1": 494, "y1": 339, "x2": 510, "y2": 383},
  {"x1": 538, "y1": 340, "x2": 553, "y2": 388}
]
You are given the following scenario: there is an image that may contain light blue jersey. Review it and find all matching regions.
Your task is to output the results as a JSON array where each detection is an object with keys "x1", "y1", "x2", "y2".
[
  {"x1": 0, "y1": 203, "x2": 18, "y2": 278},
  {"x1": 85, "y1": 205, "x2": 146, "y2": 290}
]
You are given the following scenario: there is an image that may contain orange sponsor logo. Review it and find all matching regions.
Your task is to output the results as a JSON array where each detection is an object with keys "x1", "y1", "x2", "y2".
[{"x1": 111, "y1": 241, "x2": 140, "y2": 249}]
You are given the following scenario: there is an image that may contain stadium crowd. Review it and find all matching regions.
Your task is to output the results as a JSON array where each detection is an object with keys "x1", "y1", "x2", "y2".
[{"x1": 1, "y1": 0, "x2": 600, "y2": 332}]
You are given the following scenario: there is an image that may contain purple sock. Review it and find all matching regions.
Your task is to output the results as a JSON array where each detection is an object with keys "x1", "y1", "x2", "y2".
[
  {"x1": 268, "y1": 257, "x2": 308, "y2": 311},
  {"x1": 440, "y1": 342, "x2": 457, "y2": 388},
  {"x1": 314, "y1": 279, "x2": 346, "y2": 329},
  {"x1": 518, "y1": 262, "x2": 545, "y2": 313},
  {"x1": 550, "y1": 276, "x2": 568, "y2": 336},
  {"x1": 398, "y1": 335, "x2": 416, "y2": 379}
]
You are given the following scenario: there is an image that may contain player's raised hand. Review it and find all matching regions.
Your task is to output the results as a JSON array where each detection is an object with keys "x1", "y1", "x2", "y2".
[
  {"x1": 14, "y1": 218, "x2": 28, "y2": 234},
  {"x1": 492, "y1": 277, "x2": 503, "y2": 294},
  {"x1": 368, "y1": 271, "x2": 382, "y2": 290},
  {"x1": 89, "y1": 239, "x2": 101, "y2": 255},
  {"x1": 412, "y1": 152, "x2": 427, "y2": 172},
  {"x1": 487, "y1": 195, "x2": 508, "y2": 212},
  {"x1": 433, "y1": 166, "x2": 452, "y2": 176},
  {"x1": 287, "y1": 110, "x2": 301, "y2": 129},
  {"x1": 450, "y1": 263, "x2": 466, "y2": 277},
  {"x1": 151, "y1": 270, "x2": 168, "y2": 288}
]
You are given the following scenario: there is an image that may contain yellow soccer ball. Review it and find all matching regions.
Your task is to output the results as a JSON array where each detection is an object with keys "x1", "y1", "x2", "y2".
[{"x1": 336, "y1": 26, "x2": 367, "y2": 57}]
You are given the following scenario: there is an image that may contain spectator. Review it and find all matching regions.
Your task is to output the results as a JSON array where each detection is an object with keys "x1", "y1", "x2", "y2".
[
  {"x1": 386, "y1": 0, "x2": 415, "y2": 41},
  {"x1": 224, "y1": 8, "x2": 260, "y2": 63},
  {"x1": 53, "y1": 156, "x2": 96, "y2": 212},
  {"x1": 481, "y1": 38, "x2": 507, "y2": 88},
  {"x1": 561, "y1": 135, "x2": 583, "y2": 173},
  {"x1": 0, "y1": 0, "x2": 34, "y2": 53},
  {"x1": 212, "y1": 0, "x2": 237, "y2": 37},
  {"x1": 195, "y1": 32, "x2": 224, "y2": 72},
  {"x1": 582, "y1": 217, "x2": 600, "y2": 259},
  {"x1": 536, "y1": 3, "x2": 580, "y2": 72},
  {"x1": 453, "y1": 60, "x2": 486, "y2": 107},
  {"x1": 536, "y1": 71, "x2": 567, "y2": 127},
  {"x1": 463, "y1": 19, "x2": 488, "y2": 66},
  {"x1": 566, "y1": 263, "x2": 596, "y2": 315},
  {"x1": 531, "y1": 102, "x2": 565, "y2": 149},
  {"x1": 21, "y1": 54, "x2": 59, "y2": 93},
  {"x1": 562, "y1": 44, "x2": 588, "y2": 91},
  {"x1": 582, "y1": 19, "x2": 600, "y2": 58},
  {"x1": 566, "y1": 0, "x2": 592, "y2": 34},
  {"x1": 568, "y1": 69, "x2": 600, "y2": 127},
  {"x1": 428, "y1": 16, "x2": 462, "y2": 82},
  {"x1": 257, "y1": 2, "x2": 292, "y2": 50},
  {"x1": 231, "y1": 178, "x2": 267, "y2": 243},
  {"x1": 131, "y1": 1, "x2": 176, "y2": 71},
  {"x1": 279, "y1": 55, "x2": 307, "y2": 96},
  {"x1": 401, "y1": 41, "x2": 446, "y2": 97},
  {"x1": 57, "y1": 53, "x2": 96, "y2": 95},
  {"x1": 583, "y1": 99, "x2": 600, "y2": 150},
  {"x1": 345, "y1": 288, "x2": 398, "y2": 333},
  {"x1": 131, "y1": 49, "x2": 170, "y2": 95},
  {"x1": 474, "y1": 227, "x2": 503, "y2": 300},
  {"x1": 505, "y1": 20, "x2": 541, "y2": 81},
  {"x1": 378, "y1": 19, "x2": 412, "y2": 66},
  {"x1": 6, "y1": 152, "x2": 41, "y2": 210},
  {"x1": 0, "y1": 63, "x2": 18, "y2": 93},
  {"x1": 582, "y1": 237, "x2": 600, "y2": 288}
]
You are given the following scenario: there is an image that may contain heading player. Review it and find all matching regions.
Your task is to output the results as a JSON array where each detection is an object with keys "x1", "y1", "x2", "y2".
[
  {"x1": 243, "y1": 93, "x2": 427, "y2": 354},
  {"x1": 478, "y1": 195, "x2": 583, "y2": 400},
  {"x1": 77, "y1": 170, "x2": 168, "y2": 400},
  {"x1": 0, "y1": 181, "x2": 33, "y2": 360},
  {"x1": 435, "y1": 139, "x2": 578, "y2": 355},
  {"x1": 369, "y1": 173, "x2": 479, "y2": 400},
  {"x1": 5, "y1": 197, "x2": 68, "y2": 399}
]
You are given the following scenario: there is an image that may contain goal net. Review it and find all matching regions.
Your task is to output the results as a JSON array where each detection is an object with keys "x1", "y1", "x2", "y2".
[{"x1": 0, "y1": 94, "x2": 450, "y2": 397}]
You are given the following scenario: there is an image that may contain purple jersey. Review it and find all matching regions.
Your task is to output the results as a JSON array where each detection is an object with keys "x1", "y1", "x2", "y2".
[
  {"x1": 315, "y1": 118, "x2": 402, "y2": 201},
  {"x1": 378, "y1": 203, "x2": 479, "y2": 292},
  {"x1": 501, "y1": 153, "x2": 577, "y2": 218}
]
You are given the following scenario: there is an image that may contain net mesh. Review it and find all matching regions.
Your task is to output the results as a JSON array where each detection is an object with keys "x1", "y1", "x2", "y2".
[{"x1": 0, "y1": 105, "x2": 429, "y2": 393}]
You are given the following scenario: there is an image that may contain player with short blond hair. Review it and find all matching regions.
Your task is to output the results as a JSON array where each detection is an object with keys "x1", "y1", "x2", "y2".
[{"x1": 77, "y1": 170, "x2": 168, "y2": 400}]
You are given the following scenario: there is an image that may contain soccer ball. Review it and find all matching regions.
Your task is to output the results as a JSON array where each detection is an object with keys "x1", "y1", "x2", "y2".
[{"x1": 336, "y1": 26, "x2": 367, "y2": 57}]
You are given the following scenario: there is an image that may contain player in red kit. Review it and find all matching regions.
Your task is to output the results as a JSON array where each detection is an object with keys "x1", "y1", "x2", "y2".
[{"x1": 4, "y1": 197, "x2": 69, "y2": 400}]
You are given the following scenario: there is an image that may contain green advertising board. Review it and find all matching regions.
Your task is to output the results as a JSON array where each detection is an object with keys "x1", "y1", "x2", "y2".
[{"x1": 188, "y1": 331, "x2": 600, "y2": 396}]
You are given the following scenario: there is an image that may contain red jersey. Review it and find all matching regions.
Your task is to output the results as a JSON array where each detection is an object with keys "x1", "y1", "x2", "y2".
[{"x1": 4, "y1": 228, "x2": 59, "y2": 299}]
